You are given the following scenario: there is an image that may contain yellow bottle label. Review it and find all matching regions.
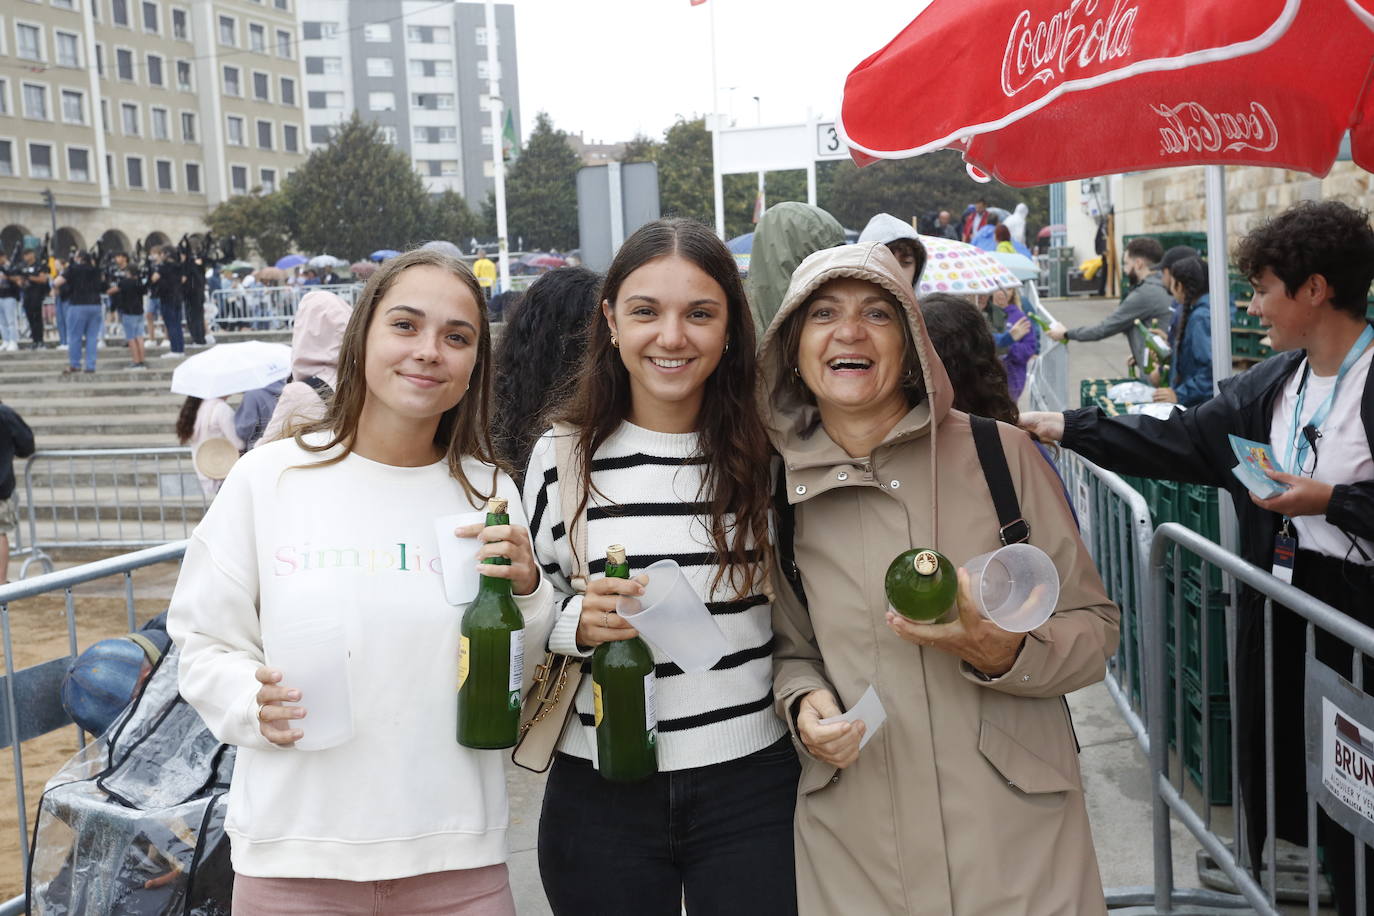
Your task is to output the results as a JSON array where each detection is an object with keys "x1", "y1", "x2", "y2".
[
  {"x1": 458, "y1": 635, "x2": 470, "y2": 691},
  {"x1": 593, "y1": 680, "x2": 604, "y2": 727}
]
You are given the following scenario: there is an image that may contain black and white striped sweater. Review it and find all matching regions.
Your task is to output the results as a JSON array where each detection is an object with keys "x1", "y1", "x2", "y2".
[{"x1": 521, "y1": 421, "x2": 785, "y2": 770}]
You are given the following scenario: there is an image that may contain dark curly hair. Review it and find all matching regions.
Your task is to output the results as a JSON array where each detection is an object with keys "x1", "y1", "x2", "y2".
[
  {"x1": 491, "y1": 266, "x2": 602, "y2": 482},
  {"x1": 918, "y1": 293, "x2": 1019, "y2": 426},
  {"x1": 1235, "y1": 200, "x2": 1374, "y2": 318}
]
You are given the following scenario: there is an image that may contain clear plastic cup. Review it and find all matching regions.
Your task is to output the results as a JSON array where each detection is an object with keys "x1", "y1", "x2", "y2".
[
  {"x1": 962, "y1": 544, "x2": 1061, "y2": 633},
  {"x1": 616, "y1": 559, "x2": 730, "y2": 673},
  {"x1": 433, "y1": 510, "x2": 489, "y2": 605},
  {"x1": 264, "y1": 619, "x2": 354, "y2": 751}
]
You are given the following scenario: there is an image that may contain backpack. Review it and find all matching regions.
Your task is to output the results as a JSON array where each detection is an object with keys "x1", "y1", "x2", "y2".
[{"x1": 27, "y1": 645, "x2": 235, "y2": 915}]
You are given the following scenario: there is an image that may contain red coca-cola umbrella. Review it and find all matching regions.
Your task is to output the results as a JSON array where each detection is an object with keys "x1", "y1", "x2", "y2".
[{"x1": 840, "y1": 0, "x2": 1374, "y2": 181}]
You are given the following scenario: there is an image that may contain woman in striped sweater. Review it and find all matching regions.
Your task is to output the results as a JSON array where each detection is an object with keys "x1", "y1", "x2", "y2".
[{"x1": 523, "y1": 219, "x2": 798, "y2": 915}]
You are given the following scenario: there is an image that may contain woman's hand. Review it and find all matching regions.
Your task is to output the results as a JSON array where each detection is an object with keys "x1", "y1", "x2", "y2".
[
  {"x1": 456, "y1": 521, "x2": 540, "y2": 596},
  {"x1": 885, "y1": 568, "x2": 1027, "y2": 678},
  {"x1": 575, "y1": 573, "x2": 648, "y2": 648},
  {"x1": 254, "y1": 666, "x2": 303, "y2": 747},
  {"x1": 1018, "y1": 411, "x2": 1065, "y2": 442},
  {"x1": 1152, "y1": 386, "x2": 1178, "y2": 403},
  {"x1": 795, "y1": 689, "x2": 864, "y2": 768},
  {"x1": 1009, "y1": 317, "x2": 1032, "y2": 342}
]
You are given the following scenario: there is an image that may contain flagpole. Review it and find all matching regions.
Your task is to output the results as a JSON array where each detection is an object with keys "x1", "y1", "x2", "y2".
[
  {"x1": 484, "y1": 0, "x2": 510, "y2": 294},
  {"x1": 708, "y1": 0, "x2": 725, "y2": 239}
]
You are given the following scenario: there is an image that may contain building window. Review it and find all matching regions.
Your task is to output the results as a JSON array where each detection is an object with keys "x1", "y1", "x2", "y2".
[
  {"x1": 366, "y1": 57, "x2": 392, "y2": 77},
  {"x1": 105, "y1": 153, "x2": 115, "y2": 186},
  {"x1": 276, "y1": 29, "x2": 291, "y2": 57},
  {"x1": 116, "y1": 48, "x2": 134, "y2": 81},
  {"x1": 306, "y1": 91, "x2": 343, "y2": 109},
  {"x1": 248, "y1": 23, "x2": 265, "y2": 52},
  {"x1": 55, "y1": 31, "x2": 81, "y2": 67},
  {"x1": 481, "y1": 126, "x2": 493, "y2": 145},
  {"x1": 363, "y1": 23, "x2": 390, "y2": 42},
  {"x1": 0, "y1": 79, "x2": 8, "y2": 116},
  {"x1": 477, "y1": 60, "x2": 498, "y2": 80},
  {"x1": 369, "y1": 91, "x2": 395, "y2": 112},
  {"x1": 141, "y1": 1, "x2": 158, "y2": 33},
  {"x1": 256, "y1": 119, "x2": 272, "y2": 149},
  {"x1": 260, "y1": 167, "x2": 276, "y2": 192},
  {"x1": 16, "y1": 24, "x2": 43, "y2": 61},
  {"x1": 175, "y1": 60, "x2": 191, "y2": 90},
  {"x1": 475, "y1": 26, "x2": 498, "y2": 46},
  {"x1": 252, "y1": 71, "x2": 269, "y2": 100},
  {"x1": 171, "y1": 7, "x2": 187, "y2": 39},
  {"x1": 28, "y1": 143, "x2": 53, "y2": 179},
  {"x1": 184, "y1": 161, "x2": 200, "y2": 192},
  {"x1": 55, "y1": 0, "x2": 78, "y2": 12},
  {"x1": 379, "y1": 125, "x2": 397, "y2": 144},
  {"x1": 112, "y1": 0, "x2": 128, "y2": 25},
  {"x1": 60, "y1": 89, "x2": 85, "y2": 124},
  {"x1": 279, "y1": 76, "x2": 295, "y2": 106},
  {"x1": 67, "y1": 147, "x2": 91, "y2": 181},
  {"x1": 309, "y1": 124, "x2": 332, "y2": 144},
  {"x1": 405, "y1": 25, "x2": 449, "y2": 43},
  {"x1": 0, "y1": 141, "x2": 11, "y2": 177},
  {"x1": 125, "y1": 155, "x2": 144, "y2": 188},
  {"x1": 230, "y1": 164, "x2": 247, "y2": 193},
  {"x1": 91, "y1": 0, "x2": 102, "y2": 20},
  {"x1": 283, "y1": 122, "x2": 298, "y2": 152},
  {"x1": 180, "y1": 110, "x2": 195, "y2": 141},
  {"x1": 120, "y1": 102, "x2": 139, "y2": 134},
  {"x1": 100, "y1": 98, "x2": 109, "y2": 131},
  {"x1": 302, "y1": 21, "x2": 337, "y2": 40},
  {"x1": 226, "y1": 115, "x2": 244, "y2": 145},
  {"x1": 409, "y1": 59, "x2": 453, "y2": 78},
  {"x1": 22, "y1": 83, "x2": 48, "y2": 120},
  {"x1": 146, "y1": 53, "x2": 163, "y2": 86},
  {"x1": 483, "y1": 158, "x2": 495, "y2": 178},
  {"x1": 274, "y1": 0, "x2": 287, "y2": 11},
  {"x1": 218, "y1": 15, "x2": 235, "y2": 46},
  {"x1": 478, "y1": 94, "x2": 492, "y2": 112},
  {"x1": 223, "y1": 66, "x2": 240, "y2": 96},
  {"x1": 151, "y1": 106, "x2": 169, "y2": 140},
  {"x1": 95, "y1": 43, "x2": 105, "y2": 77},
  {"x1": 304, "y1": 56, "x2": 341, "y2": 75},
  {"x1": 412, "y1": 125, "x2": 458, "y2": 143},
  {"x1": 155, "y1": 158, "x2": 172, "y2": 190}
]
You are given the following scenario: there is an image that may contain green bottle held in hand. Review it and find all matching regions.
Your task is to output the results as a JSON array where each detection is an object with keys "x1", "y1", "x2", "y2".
[
  {"x1": 885, "y1": 548, "x2": 958, "y2": 623},
  {"x1": 592, "y1": 545, "x2": 658, "y2": 783},
  {"x1": 457, "y1": 497, "x2": 525, "y2": 750}
]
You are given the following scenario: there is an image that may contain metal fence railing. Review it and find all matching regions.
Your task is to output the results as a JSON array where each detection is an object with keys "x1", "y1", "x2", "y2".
[
  {"x1": 18, "y1": 448, "x2": 206, "y2": 578},
  {"x1": 210, "y1": 283, "x2": 363, "y2": 329},
  {"x1": 0, "y1": 540, "x2": 186, "y2": 916}
]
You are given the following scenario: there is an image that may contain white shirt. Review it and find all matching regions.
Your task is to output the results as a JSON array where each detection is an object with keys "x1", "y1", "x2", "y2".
[{"x1": 1269, "y1": 346, "x2": 1374, "y2": 563}]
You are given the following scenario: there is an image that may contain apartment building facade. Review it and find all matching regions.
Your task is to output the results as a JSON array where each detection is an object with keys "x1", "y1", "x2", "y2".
[
  {"x1": 299, "y1": 0, "x2": 519, "y2": 207},
  {"x1": 0, "y1": 0, "x2": 307, "y2": 256}
]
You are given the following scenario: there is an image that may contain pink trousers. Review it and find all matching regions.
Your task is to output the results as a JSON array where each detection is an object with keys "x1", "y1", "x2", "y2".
[{"x1": 231, "y1": 864, "x2": 517, "y2": 916}]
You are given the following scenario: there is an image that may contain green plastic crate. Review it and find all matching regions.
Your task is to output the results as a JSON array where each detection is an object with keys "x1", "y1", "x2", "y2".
[
  {"x1": 1231, "y1": 307, "x2": 1261, "y2": 331},
  {"x1": 1152, "y1": 479, "x2": 1181, "y2": 524},
  {"x1": 1180, "y1": 485, "x2": 1221, "y2": 542},
  {"x1": 1180, "y1": 574, "x2": 1229, "y2": 697},
  {"x1": 1182, "y1": 674, "x2": 1233, "y2": 805}
]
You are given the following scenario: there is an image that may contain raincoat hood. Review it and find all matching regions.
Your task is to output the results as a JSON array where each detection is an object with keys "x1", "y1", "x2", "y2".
[
  {"x1": 289, "y1": 290, "x2": 351, "y2": 382},
  {"x1": 757, "y1": 241, "x2": 954, "y2": 452},
  {"x1": 857, "y1": 213, "x2": 921, "y2": 245},
  {"x1": 747, "y1": 202, "x2": 845, "y2": 336}
]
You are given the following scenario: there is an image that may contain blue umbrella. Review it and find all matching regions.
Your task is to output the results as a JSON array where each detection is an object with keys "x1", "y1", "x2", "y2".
[
  {"x1": 726, "y1": 233, "x2": 754, "y2": 254},
  {"x1": 370, "y1": 249, "x2": 401, "y2": 262},
  {"x1": 275, "y1": 254, "x2": 307, "y2": 269}
]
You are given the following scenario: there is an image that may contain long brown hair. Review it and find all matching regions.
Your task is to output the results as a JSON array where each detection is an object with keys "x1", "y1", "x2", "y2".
[
  {"x1": 560, "y1": 218, "x2": 772, "y2": 598},
  {"x1": 175, "y1": 396, "x2": 202, "y2": 444},
  {"x1": 292, "y1": 247, "x2": 502, "y2": 505}
]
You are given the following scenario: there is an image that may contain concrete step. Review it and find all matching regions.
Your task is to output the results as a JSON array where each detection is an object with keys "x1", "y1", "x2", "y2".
[
  {"x1": 21, "y1": 500, "x2": 205, "y2": 523},
  {"x1": 1, "y1": 379, "x2": 195, "y2": 398},
  {"x1": 27, "y1": 432, "x2": 181, "y2": 449},
  {"x1": 16, "y1": 515, "x2": 199, "y2": 547},
  {"x1": 0, "y1": 366, "x2": 184, "y2": 385},
  {"x1": 5, "y1": 396, "x2": 184, "y2": 416},
  {"x1": 26, "y1": 412, "x2": 178, "y2": 434}
]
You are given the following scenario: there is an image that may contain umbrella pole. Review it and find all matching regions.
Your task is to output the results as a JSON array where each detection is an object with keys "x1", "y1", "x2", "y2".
[{"x1": 1204, "y1": 166, "x2": 1243, "y2": 557}]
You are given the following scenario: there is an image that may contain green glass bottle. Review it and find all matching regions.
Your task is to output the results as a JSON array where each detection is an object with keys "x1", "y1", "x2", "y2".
[
  {"x1": 885, "y1": 548, "x2": 958, "y2": 623},
  {"x1": 457, "y1": 497, "x2": 525, "y2": 750},
  {"x1": 591, "y1": 545, "x2": 658, "y2": 783}
]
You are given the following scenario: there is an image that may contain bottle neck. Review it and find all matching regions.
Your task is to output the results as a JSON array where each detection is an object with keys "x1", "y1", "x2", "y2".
[
  {"x1": 605, "y1": 562, "x2": 630, "y2": 580},
  {"x1": 478, "y1": 560, "x2": 513, "y2": 596}
]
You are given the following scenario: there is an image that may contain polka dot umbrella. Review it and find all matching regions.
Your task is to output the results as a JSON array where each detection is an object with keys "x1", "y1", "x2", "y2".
[{"x1": 916, "y1": 234, "x2": 1020, "y2": 298}]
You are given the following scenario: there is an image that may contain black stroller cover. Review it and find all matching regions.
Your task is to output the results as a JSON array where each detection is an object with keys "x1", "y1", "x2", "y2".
[{"x1": 27, "y1": 645, "x2": 236, "y2": 915}]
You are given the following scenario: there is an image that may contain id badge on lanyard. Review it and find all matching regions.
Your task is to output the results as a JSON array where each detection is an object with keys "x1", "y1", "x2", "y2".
[{"x1": 1272, "y1": 517, "x2": 1297, "y2": 584}]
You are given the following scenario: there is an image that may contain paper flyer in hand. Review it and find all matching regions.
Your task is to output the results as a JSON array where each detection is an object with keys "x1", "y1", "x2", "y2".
[
  {"x1": 1228, "y1": 435, "x2": 1289, "y2": 500},
  {"x1": 819, "y1": 685, "x2": 887, "y2": 749}
]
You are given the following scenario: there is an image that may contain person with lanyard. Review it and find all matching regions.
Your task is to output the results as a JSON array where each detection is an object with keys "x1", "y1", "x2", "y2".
[{"x1": 1020, "y1": 199, "x2": 1374, "y2": 916}]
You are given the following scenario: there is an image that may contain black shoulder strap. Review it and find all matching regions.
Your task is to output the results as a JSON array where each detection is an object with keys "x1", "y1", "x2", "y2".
[
  {"x1": 970, "y1": 415, "x2": 1031, "y2": 545},
  {"x1": 772, "y1": 461, "x2": 808, "y2": 609},
  {"x1": 301, "y1": 375, "x2": 334, "y2": 402}
]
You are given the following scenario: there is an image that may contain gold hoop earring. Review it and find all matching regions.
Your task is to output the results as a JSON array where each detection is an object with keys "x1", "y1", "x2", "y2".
[
  {"x1": 792, "y1": 366, "x2": 801, "y2": 378},
  {"x1": 610, "y1": 335, "x2": 619, "y2": 349},
  {"x1": 723, "y1": 339, "x2": 731, "y2": 355}
]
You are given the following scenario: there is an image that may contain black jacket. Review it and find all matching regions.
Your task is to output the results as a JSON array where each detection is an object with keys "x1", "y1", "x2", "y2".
[
  {"x1": 60, "y1": 262, "x2": 104, "y2": 306},
  {"x1": 109, "y1": 269, "x2": 145, "y2": 316},
  {"x1": 0, "y1": 405, "x2": 35, "y2": 501}
]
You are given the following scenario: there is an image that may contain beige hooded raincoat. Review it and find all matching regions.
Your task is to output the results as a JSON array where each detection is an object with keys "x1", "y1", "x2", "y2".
[{"x1": 758, "y1": 243, "x2": 1119, "y2": 916}]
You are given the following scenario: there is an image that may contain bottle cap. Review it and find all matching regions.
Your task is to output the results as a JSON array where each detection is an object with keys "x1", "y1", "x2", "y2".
[
  {"x1": 913, "y1": 550, "x2": 940, "y2": 576},
  {"x1": 607, "y1": 544, "x2": 627, "y2": 565},
  {"x1": 486, "y1": 497, "x2": 509, "y2": 514}
]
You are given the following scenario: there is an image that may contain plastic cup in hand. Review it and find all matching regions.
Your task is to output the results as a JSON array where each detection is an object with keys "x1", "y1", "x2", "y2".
[
  {"x1": 615, "y1": 560, "x2": 729, "y2": 673},
  {"x1": 264, "y1": 619, "x2": 354, "y2": 751},
  {"x1": 962, "y1": 544, "x2": 1060, "y2": 633},
  {"x1": 434, "y1": 510, "x2": 488, "y2": 605}
]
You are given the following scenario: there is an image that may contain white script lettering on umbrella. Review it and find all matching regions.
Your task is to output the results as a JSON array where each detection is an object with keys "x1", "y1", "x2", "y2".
[
  {"x1": 1001, "y1": 0, "x2": 1140, "y2": 98},
  {"x1": 1153, "y1": 101, "x2": 1279, "y2": 156}
]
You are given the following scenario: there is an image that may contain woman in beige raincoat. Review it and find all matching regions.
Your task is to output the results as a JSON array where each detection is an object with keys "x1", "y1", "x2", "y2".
[{"x1": 759, "y1": 242, "x2": 1119, "y2": 916}]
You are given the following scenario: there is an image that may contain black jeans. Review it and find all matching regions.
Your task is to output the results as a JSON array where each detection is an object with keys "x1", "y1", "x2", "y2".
[
  {"x1": 23, "y1": 298, "x2": 43, "y2": 346},
  {"x1": 538, "y1": 736, "x2": 800, "y2": 916}
]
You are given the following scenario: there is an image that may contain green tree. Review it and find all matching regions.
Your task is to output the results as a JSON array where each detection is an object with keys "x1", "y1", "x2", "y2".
[
  {"x1": 282, "y1": 113, "x2": 430, "y2": 260},
  {"x1": 206, "y1": 191, "x2": 293, "y2": 265},
  {"x1": 496, "y1": 111, "x2": 580, "y2": 250},
  {"x1": 422, "y1": 189, "x2": 480, "y2": 249},
  {"x1": 619, "y1": 134, "x2": 660, "y2": 164},
  {"x1": 656, "y1": 118, "x2": 714, "y2": 225}
]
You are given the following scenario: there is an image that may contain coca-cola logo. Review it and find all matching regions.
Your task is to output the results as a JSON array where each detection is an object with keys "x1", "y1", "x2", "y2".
[
  {"x1": 1153, "y1": 101, "x2": 1279, "y2": 156},
  {"x1": 1001, "y1": 0, "x2": 1139, "y2": 98}
]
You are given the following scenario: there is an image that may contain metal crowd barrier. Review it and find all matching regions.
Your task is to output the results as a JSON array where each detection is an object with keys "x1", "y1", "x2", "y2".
[
  {"x1": 209, "y1": 282, "x2": 363, "y2": 329},
  {"x1": 1025, "y1": 300, "x2": 1069, "y2": 414},
  {"x1": 0, "y1": 540, "x2": 187, "y2": 916},
  {"x1": 18, "y1": 448, "x2": 207, "y2": 578}
]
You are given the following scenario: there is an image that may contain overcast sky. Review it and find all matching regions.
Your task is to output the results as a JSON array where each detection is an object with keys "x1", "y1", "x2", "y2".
[{"x1": 505, "y1": 0, "x2": 930, "y2": 143}]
